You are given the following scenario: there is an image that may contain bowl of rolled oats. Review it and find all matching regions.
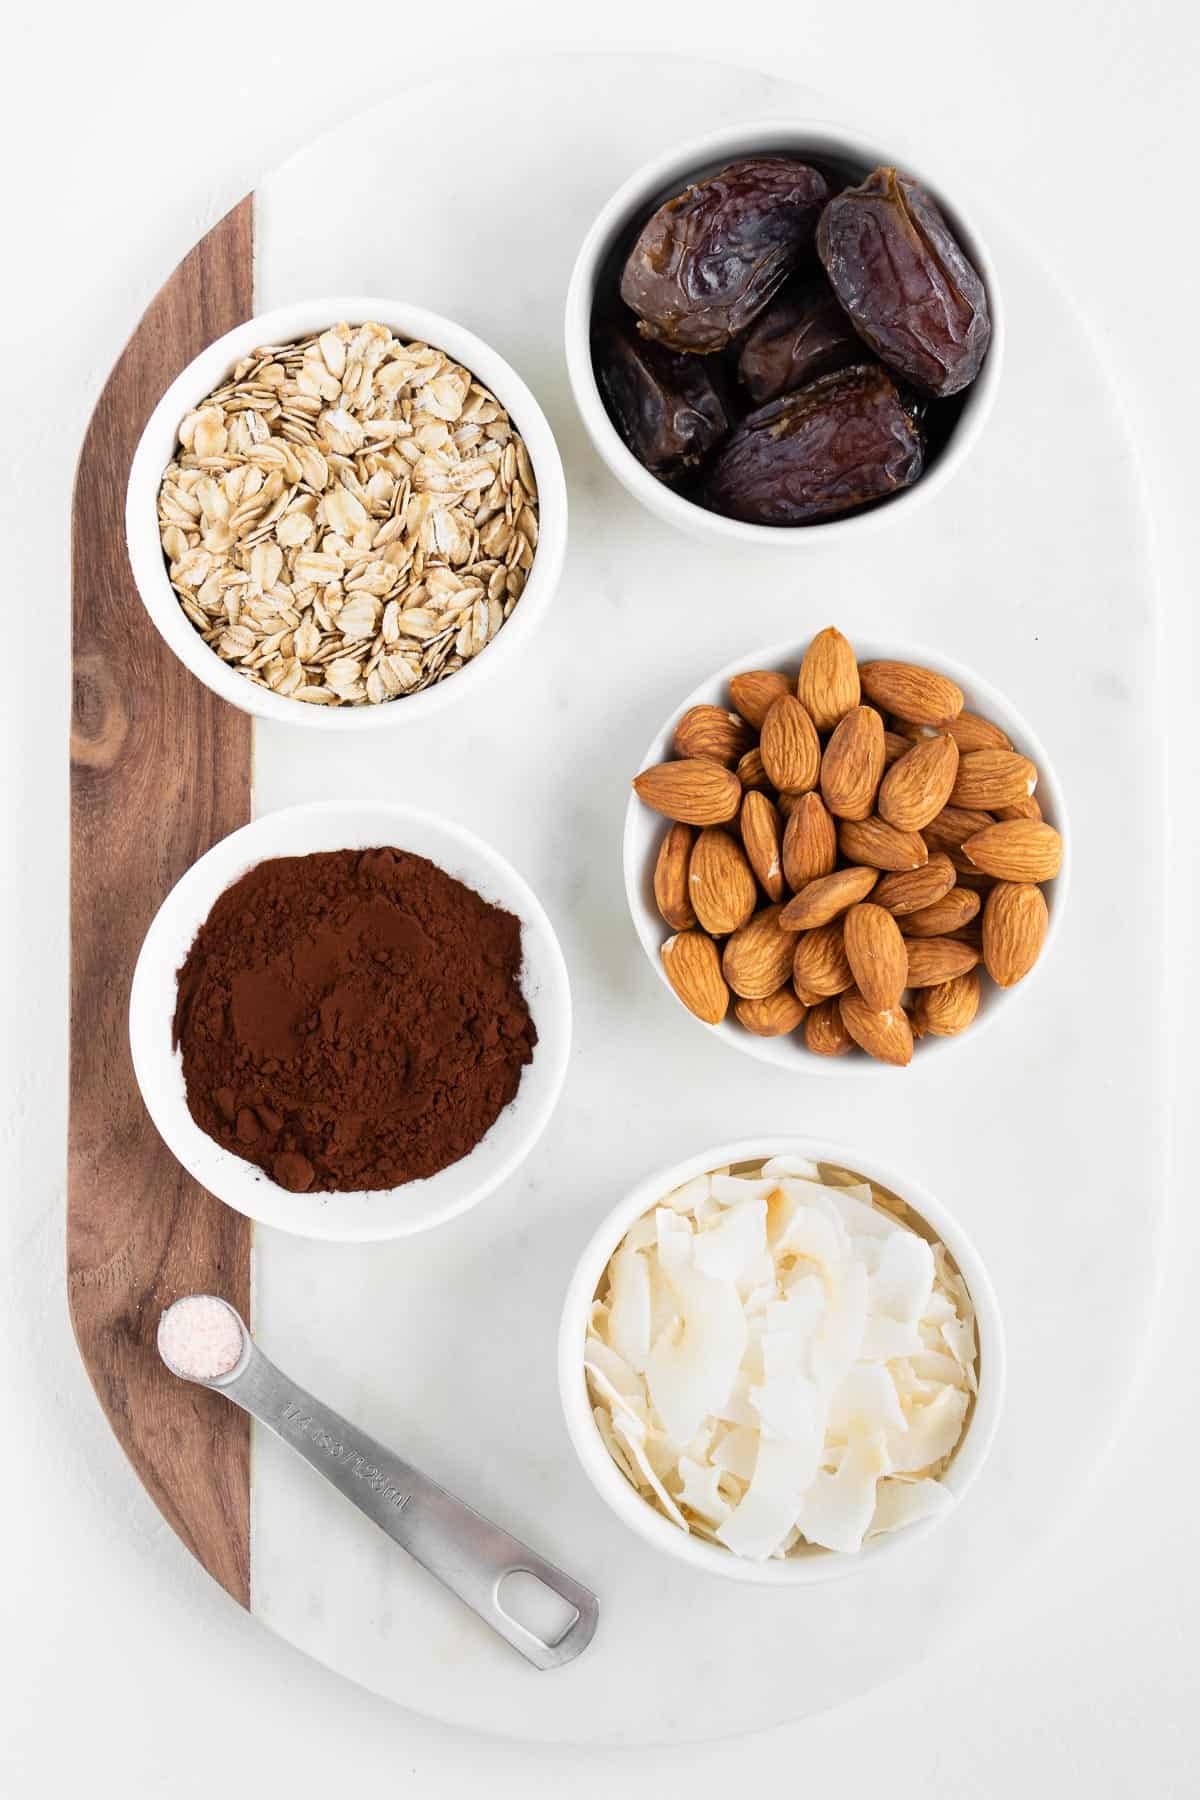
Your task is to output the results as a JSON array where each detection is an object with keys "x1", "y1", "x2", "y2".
[{"x1": 126, "y1": 298, "x2": 566, "y2": 725}]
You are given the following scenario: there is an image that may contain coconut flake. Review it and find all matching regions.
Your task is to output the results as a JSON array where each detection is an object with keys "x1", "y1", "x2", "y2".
[
  {"x1": 796, "y1": 1432, "x2": 891, "y2": 1553},
  {"x1": 868, "y1": 1476, "x2": 954, "y2": 1537},
  {"x1": 644, "y1": 1265, "x2": 747, "y2": 1445},
  {"x1": 607, "y1": 1244, "x2": 651, "y2": 1371}
]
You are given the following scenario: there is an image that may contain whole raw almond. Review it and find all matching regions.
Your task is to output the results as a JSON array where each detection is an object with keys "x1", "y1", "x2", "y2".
[
  {"x1": 950, "y1": 749, "x2": 1038, "y2": 810},
  {"x1": 983, "y1": 881, "x2": 1049, "y2": 986},
  {"x1": 653, "y1": 823, "x2": 696, "y2": 930},
  {"x1": 661, "y1": 930, "x2": 729, "y2": 1025},
  {"x1": 838, "y1": 815, "x2": 929, "y2": 872},
  {"x1": 797, "y1": 627, "x2": 860, "y2": 731},
  {"x1": 883, "y1": 730, "x2": 911, "y2": 768},
  {"x1": 740, "y1": 791, "x2": 786, "y2": 901},
  {"x1": 792, "y1": 921, "x2": 853, "y2": 997},
  {"x1": 805, "y1": 998, "x2": 854, "y2": 1057},
  {"x1": 922, "y1": 804, "x2": 995, "y2": 852},
  {"x1": 843, "y1": 903, "x2": 908, "y2": 1012},
  {"x1": 839, "y1": 989, "x2": 914, "y2": 1066},
  {"x1": 878, "y1": 733, "x2": 960, "y2": 832},
  {"x1": 873, "y1": 854, "x2": 957, "y2": 916},
  {"x1": 962, "y1": 819, "x2": 1064, "y2": 882},
  {"x1": 903, "y1": 936, "x2": 981, "y2": 987},
  {"x1": 730, "y1": 668, "x2": 791, "y2": 730},
  {"x1": 760, "y1": 694, "x2": 821, "y2": 793},
  {"x1": 673, "y1": 704, "x2": 754, "y2": 767},
  {"x1": 689, "y1": 827, "x2": 758, "y2": 935},
  {"x1": 995, "y1": 793, "x2": 1043, "y2": 822},
  {"x1": 780, "y1": 864, "x2": 878, "y2": 930},
  {"x1": 793, "y1": 978, "x2": 827, "y2": 1008},
  {"x1": 736, "y1": 745, "x2": 771, "y2": 793},
  {"x1": 820, "y1": 705, "x2": 886, "y2": 820},
  {"x1": 722, "y1": 905, "x2": 796, "y2": 999},
  {"x1": 901, "y1": 886, "x2": 981, "y2": 938},
  {"x1": 941, "y1": 711, "x2": 1011, "y2": 753},
  {"x1": 735, "y1": 987, "x2": 808, "y2": 1037},
  {"x1": 911, "y1": 970, "x2": 981, "y2": 1037},
  {"x1": 782, "y1": 791, "x2": 838, "y2": 889},
  {"x1": 859, "y1": 660, "x2": 964, "y2": 725},
  {"x1": 633, "y1": 758, "x2": 741, "y2": 826}
]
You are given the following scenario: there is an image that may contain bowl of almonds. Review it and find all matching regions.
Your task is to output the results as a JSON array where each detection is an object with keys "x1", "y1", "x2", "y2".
[
  {"x1": 624, "y1": 628, "x2": 1068, "y2": 1070},
  {"x1": 126, "y1": 298, "x2": 566, "y2": 726}
]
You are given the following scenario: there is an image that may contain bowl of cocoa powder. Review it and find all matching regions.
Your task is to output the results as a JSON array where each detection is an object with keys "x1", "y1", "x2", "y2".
[{"x1": 129, "y1": 801, "x2": 572, "y2": 1241}]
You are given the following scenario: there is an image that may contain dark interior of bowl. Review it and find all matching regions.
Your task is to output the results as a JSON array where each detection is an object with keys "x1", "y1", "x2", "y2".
[{"x1": 589, "y1": 144, "x2": 988, "y2": 529}]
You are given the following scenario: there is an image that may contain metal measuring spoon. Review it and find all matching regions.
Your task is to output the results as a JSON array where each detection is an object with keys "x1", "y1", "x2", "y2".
[{"x1": 157, "y1": 1295, "x2": 599, "y2": 1671}]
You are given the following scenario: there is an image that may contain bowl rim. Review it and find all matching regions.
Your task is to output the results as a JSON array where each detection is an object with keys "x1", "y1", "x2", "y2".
[
  {"x1": 563, "y1": 116, "x2": 1004, "y2": 547},
  {"x1": 623, "y1": 633, "x2": 1071, "y2": 1077},
  {"x1": 558, "y1": 1133, "x2": 1006, "y2": 1585},
  {"x1": 128, "y1": 798, "x2": 572, "y2": 1242},
  {"x1": 126, "y1": 294, "x2": 568, "y2": 730}
]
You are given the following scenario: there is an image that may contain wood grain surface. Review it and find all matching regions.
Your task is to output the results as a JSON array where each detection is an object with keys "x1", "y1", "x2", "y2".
[{"x1": 69, "y1": 199, "x2": 255, "y2": 1606}]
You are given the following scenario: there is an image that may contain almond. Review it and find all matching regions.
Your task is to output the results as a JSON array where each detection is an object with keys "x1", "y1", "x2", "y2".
[
  {"x1": 911, "y1": 970, "x2": 980, "y2": 1038},
  {"x1": 950, "y1": 749, "x2": 1038, "y2": 810},
  {"x1": 878, "y1": 733, "x2": 959, "y2": 832},
  {"x1": 900, "y1": 886, "x2": 981, "y2": 938},
  {"x1": 740, "y1": 791, "x2": 785, "y2": 902},
  {"x1": 760, "y1": 694, "x2": 820, "y2": 793},
  {"x1": 839, "y1": 990, "x2": 914, "y2": 1066},
  {"x1": 859, "y1": 659, "x2": 964, "y2": 725},
  {"x1": 903, "y1": 936, "x2": 981, "y2": 987},
  {"x1": 843, "y1": 903, "x2": 907, "y2": 1012},
  {"x1": 735, "y1": 987, "x2": 808, "y2": 1037},
  {"x1": 653, "y1": 823, "x2": 696, "y2": 930},
  {"x1": 673, "y1": 704, "x2": 754, "y2": 767},
  {"x1": 780, "y1": 864, "x2": 877, "y2": 930},
  {"x1": 782, "y1": 791, "x2": 838, "y2": 889},
  {"x1": 994, "y1": 793, "x2": 1043, "y2": 822},
  {"x1": 689, "y1": 827, "x2": 758, "y2": 935},
  {"x1": 892, "y1": 713, "x2": 1012, "y2": 753},
  {"x1": 661, "y1": 930, "x2": 729, "y2": 1025},
  {"x1": 953, "y1": 868, "x2": 998, "y2": 893},
  {"x1": 730, "y1": 668, "x2": 792, "y2": 730},
  {"x1": 872, "y1": 854, "x2": 957, "y2": 916},
  {"x1": 791, "y1": 921, "x2": 853, "y2": 997},
  {"x1": 793, "y1": 978, "x2": 827, "y2": 1008},
  {"x1": 736, "y1": 745, "x2": 771, "y2": 793},
  {"x1": 838, "y1": 815, "x2": 929, "y2": 872},
  {"x1": 883, "y1": 730, "x2": 911, "y2": 768},
  {"x1": 983, "y1": 881, "x2": 1049, "y2": 987},
  {"x1": 962, "y1": 819, "x2": 1063, "y2": 882},
  {"x1": 820, "y1": 705, "x2": 885, "y2": 820},
  {"x1": 722, "y1": 905, "x2": 796, "y2": 999},
  {"x1": 633, "y1": 758, "x2": 741, "y2": 826},
  {"x1": 805, "y1": 998, "x2": 854, "y2": 1057},
  {"x1": 797, "y1": 626, "x2": 860, "y2": 731},
  {"x1": 922, "y1": 804, "x2": 995, "y2": 851}
]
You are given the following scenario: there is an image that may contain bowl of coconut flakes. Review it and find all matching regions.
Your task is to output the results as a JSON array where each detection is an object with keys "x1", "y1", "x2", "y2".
[{"x1": 558, "y1": 1136, "x2": 1004, "y2": 1583}]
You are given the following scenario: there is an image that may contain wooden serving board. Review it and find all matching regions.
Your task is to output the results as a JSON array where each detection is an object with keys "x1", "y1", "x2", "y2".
[{"x1": 68, "y1": 198, "x2": 256, "y2": 1606}]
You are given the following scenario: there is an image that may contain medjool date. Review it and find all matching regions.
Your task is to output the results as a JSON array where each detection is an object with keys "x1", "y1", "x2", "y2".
[
  {"x1": 817, "y1": 167, "x2": 990, "y2": 397},
  {"x1": 594, "y1": 325, "x2": 730, "y2": 476},
  {"x1": 703, "y1": 364, "x2": 924, "y2": 525},
  {"x1": 737, "y1": 278, "x2": 864, "y2": 404},
  {"x1": 620, "y1": 158, "x2": 829, "y2": 354}
]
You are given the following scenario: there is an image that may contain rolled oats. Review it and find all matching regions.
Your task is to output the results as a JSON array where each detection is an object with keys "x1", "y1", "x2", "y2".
[{"x1": 156, "y1": 322, "x2": 539, "y2": 706}]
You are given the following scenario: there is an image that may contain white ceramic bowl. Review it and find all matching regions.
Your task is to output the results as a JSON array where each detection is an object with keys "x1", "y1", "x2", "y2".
[
  {"x1": 625, "y1": 637, "x2": 1070, "y2": 1075},
  {"x1": 126, "y1": 296, "x2": 567, "y2": 729},
  {"x1": 129, "y1": 801, "x2": 572, "y2": 1242},
  {"x1": 559, "y1": 1135, "x2": 1005, "y2": 1584},
  {"x1": 564, "y1": 120, "x2": 1003, "y2": 546}
]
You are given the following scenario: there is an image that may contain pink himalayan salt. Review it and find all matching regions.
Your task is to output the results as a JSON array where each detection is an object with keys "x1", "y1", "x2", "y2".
[{"x1": 158, "y1": 1295, "x2": 245, "y2": 1380}]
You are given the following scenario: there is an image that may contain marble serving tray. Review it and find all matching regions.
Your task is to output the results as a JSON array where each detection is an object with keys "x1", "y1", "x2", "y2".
[{"x1": 69, "y1": 53, "x2": 1165, "y2": 1746}]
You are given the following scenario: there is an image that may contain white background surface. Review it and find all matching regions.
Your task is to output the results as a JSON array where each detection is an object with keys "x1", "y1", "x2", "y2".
[{"x1": 2, "y1": 1, "x2": 1197, "y2": 1793}]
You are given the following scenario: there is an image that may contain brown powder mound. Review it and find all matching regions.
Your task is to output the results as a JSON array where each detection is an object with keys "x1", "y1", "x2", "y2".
[{"x1": 173, "y1": 847, "x2": 537, "y2": 1194}]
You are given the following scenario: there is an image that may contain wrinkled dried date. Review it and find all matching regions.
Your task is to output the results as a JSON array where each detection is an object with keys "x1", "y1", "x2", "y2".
[
  {"x1": 817, "y1": 167, "x2": 991, "y2": 397},
  {"x1": 620, "y1": 157, "x2": 829, "y2": 353},
  {"x1": 594, "y1": 324, "x2": 730, "y2": 475},
  {"x1": 737, "y1": 278, "x2": 864, "y2": 404},
  {"x1": 703, "y1": 364, "x2": 924, "y2": 524}
]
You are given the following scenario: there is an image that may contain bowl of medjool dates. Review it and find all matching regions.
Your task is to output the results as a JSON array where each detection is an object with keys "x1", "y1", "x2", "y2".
[{"x1": 565, "y1": 122, "x2": 1001, "y2": 542}]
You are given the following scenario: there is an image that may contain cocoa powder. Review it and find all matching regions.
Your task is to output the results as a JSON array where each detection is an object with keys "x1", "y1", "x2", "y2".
[{"x1": 173, "y1": 848, "x2": 537, "y2": 1194}]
